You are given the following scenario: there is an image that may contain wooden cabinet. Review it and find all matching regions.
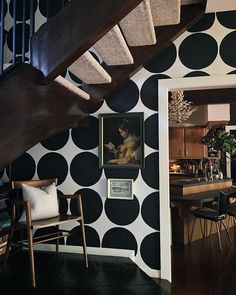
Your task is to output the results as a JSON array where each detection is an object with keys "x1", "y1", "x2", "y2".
[{"x1": 169, "y1": 127, "x2": 208, "y2": 159}]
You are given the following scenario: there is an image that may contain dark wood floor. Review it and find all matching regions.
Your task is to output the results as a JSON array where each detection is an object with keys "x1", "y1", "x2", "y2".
[
  {"x1": 0, "y1": 251, "x2": 167, "y2": 295},
  {"x1": 169, "y1": 227, "x2": 236, "y2": 295},
  {"x1": 1, "y1": 229, "x2": 236, "y2": 295}
]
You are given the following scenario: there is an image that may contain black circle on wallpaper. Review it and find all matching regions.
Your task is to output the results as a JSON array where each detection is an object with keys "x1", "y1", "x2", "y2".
[
  {"x1": 184, "y1": 71, "x2": 209, "y2": 77},
  {"x1": 41, "y1": 130, "x2": 69, "y2": 151},
  {"x1": 179, "y1": 33, "x2": 218, "y2": 70},
  {"x1": 140, "y1": 232, "x2": 160, "y2": 270},
  {"x1": 57, "y1": 190, "x2": 68, "y2": 215},
  {"x1": 145, "y1": 114, "x2": 158, "y2": 149},
  {"x1": 7, "y1": 153, "x2": 35, "y2": 180},
  {"x1": 60, "y1": 69, "x2": 67, "y2": 78},
  {"x1": 220, "y1": 31, "x2": 236, "y2": 68},
  {"x1": 37, "y1": 152, "x2": 68, "y2": 185},
  {"x1": 188, "y1": 13, "x2": 215, "y2": 32},
  {"x1": 144, "y1": 43, "x2": 177, "y2": 73},
  {"x1": 217, "y1": 11, "x2": 236, "y2": 30},
  {"x1": 104, "y1": 168, "x2": 139, "y2": 181},
  {"x1": 1, "y1": 29, "x2": 6, "y2": 48},
  {"x1": 68, "y1": 70, "x2": 82, "y2": 85},
  {"x1": 141, "y1": 153, "x2": 159, "y2": 190},
  {"x1": 70, "y1": 152, "x2": 102, "y2": 186},
  {"x1": 141, "y1": 192, "x2": 160, "y2": 230},
  {"x1": 102, "y1": 227, "x2": 138, "y2": 255},
  {"x1": 71, "y1": 188, "x2": 103, "y2": 224},
  {"x1": 228, "y1": 70, "x2": 236, "y2": 75},
  {"x1": 67, "y1": 225, "x2": 100, "y2": 247},
  {"x1": 39, "y1": 0, "x2": 65, "y2": 18},
  {"x1": 7, "y1": 23, "x2": 30, "y2": 54},
  {"x1": 71, "y1": 116, "x2": 99, "y2": 150},
  {"x1": 9, "y1": 0, "x2": 38, "y2": 21},
  {"x1": 86, "y1": 100, "x2": 104, "y2": 114},
  {"x1": 106, "y1": 80, "x2": 139, "y2": 112},
  {"x1": 140, "y1": 74, "x2": 170, "y2": 111},
  {"x1": 105, "y1": 195, "x2": 139, "y2": 226}
]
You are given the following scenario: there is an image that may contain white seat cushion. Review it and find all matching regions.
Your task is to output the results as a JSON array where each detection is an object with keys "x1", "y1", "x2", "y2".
[{"x1": 19, "y1": 182, "x2": 59, "y2": 222}]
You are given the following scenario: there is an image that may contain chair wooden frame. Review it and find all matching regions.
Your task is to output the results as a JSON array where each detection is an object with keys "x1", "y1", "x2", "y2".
[{"x1": 4, "y1": 178, "x2": 88, "y2": 287}]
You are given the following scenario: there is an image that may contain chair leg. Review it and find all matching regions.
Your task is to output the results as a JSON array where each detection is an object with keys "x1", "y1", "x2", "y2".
[
  {"x1": 25, "y1": 202, "x2": 36, "y2": 288},
  {"x1": 3, "y1": 223, "x2": 15, "y2": 269},
  {"x1": 77, "y1": 195, "x2": 88, "y2": 268},
  {"x1": 215, "y1": 222, "x2": 222, "y2": 251},
  {"x1": 26, "y1": 224, "x2": 36, "y2": 288},
  {"x1": 199, "y1": 219, "x2": 205, "y2": 239},
  {"x1": 80, "y1": 219, "x2": 88, "y2": 268},
  {"x1": 56, "y1": 225, "x2": 59, "y2": 253},
  {"x1": 221, "y1": 220, "x2": 232, "y2": 246},
  {"x1": 209, "y1": 221, "x2": 213, "y2": 246},
  {"x1": 189, "y1": 216, "x2": 197, "y2": 244}
]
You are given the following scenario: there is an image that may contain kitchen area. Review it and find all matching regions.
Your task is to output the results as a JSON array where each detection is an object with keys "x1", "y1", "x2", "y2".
[{"x1": 169, "y1": 102, "x2": 236, "y2": 245}]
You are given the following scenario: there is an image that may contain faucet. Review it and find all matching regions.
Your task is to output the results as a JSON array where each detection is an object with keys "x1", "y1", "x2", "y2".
[{"x1": 198, "y1": 157, "x2": 213, "y2": 181}]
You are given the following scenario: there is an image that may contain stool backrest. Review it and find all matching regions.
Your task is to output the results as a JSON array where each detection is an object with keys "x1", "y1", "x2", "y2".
[{"x1": 218, "y1": 191, "x2": 230, "y2": 216}]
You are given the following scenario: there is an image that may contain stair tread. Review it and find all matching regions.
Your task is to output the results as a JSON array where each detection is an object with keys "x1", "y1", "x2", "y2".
[
  {"x1": 55, "y1": 76, "x2": 90, "y2": 100},
  {"x1": 68, "y1": 51, "x2": 112, "y2": 84},
  {"x1": 93, "y1": 25, "x2": 134, "y2": 66},
  {"x1": 150, "y1": 0, "x2": 181, "y2": 26},
  {"x1": 119, "y1": 0, "x2": 156, "y2": 46}
]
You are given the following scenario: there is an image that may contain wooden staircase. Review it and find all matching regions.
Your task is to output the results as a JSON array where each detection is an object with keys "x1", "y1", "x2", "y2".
[{"x1": 0, "y1": 0, "x2": 206, "y2": 170}]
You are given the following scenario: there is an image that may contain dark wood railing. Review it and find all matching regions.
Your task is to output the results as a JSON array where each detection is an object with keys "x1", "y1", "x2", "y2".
[{"x1": 0, "y1": 0, "x2": 68, "y2": 76}]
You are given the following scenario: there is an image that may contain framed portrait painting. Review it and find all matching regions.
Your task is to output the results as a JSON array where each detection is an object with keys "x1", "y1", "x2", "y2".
[{"x1": 99, "y1": 112, "x2": 144, "y2": 168}]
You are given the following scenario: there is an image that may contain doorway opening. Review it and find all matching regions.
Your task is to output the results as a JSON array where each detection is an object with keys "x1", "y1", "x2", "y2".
[{"x1": 158, "y1": 74, "x2": 236, "y2": 282}]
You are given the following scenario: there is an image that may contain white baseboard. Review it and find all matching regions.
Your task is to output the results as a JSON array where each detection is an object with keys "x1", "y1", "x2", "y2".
[{"x1": 34, "y1": 244, "x2": 134, "y2": 259}]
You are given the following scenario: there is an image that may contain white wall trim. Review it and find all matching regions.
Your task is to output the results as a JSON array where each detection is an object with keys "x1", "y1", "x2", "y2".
[
  {"x1": 158, "y1": 74, "x2": 236, "y2": 282},
  {"x1": 34, "y1": 244, "x2": 134, "y2": 258}
]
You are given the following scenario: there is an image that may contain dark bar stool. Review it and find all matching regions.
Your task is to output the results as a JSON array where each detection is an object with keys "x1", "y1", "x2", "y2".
[{"x1": 189, "y1": 191, "x2": 232, "y2": 251}]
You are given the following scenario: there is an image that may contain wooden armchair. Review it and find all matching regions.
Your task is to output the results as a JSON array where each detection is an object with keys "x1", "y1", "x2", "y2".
[{"x1": 4, "y1": 178, "x2": 88, "y2": 287}]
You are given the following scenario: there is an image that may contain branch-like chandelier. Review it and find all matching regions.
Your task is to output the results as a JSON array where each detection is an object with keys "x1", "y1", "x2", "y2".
[{"x1": 168, "y1": 91, "x2": 198, "y2": 123}]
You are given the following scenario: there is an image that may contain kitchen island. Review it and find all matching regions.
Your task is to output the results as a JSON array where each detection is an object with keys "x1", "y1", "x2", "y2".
[{"x1": 170, "y1": 178, "x2": 235, "y2": 245}]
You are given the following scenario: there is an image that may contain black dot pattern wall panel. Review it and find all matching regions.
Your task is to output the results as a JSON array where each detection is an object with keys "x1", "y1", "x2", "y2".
[{"x1": 2, "y1": 9, "x2": 236, "y2": 275}]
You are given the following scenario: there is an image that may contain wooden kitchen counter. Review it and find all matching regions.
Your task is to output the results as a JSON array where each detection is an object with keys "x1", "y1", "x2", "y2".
[{"x1": 170, "y1": 185, "x2": 236, "y2": 245}]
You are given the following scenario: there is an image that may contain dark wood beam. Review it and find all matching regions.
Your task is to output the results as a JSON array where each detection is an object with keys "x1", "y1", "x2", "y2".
[
  {"x1": 83, "y1": 4, "x2": 206, "y2": 101},
  {"x1": 30, "y1": 0, "x2": 143, "y2": 83},
  {"x1": 0, "y1": 63, "x2": 89, "y2": 170},
  {"x1": 184, "y1": 88, "x2": 236, "y2": 105}
]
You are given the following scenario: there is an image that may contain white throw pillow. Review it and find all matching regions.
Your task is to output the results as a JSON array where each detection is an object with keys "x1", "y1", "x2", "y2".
[{"x1": 19, "y1": 182, "x2": 59, "y2": 222}]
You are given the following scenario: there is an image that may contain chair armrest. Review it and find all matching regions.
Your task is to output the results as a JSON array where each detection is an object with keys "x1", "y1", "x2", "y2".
[{"x1": 59, "y1": 194, "x2": 80, "y2": 199}]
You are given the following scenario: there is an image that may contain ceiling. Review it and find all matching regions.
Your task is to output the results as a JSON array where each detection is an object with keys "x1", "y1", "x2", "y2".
[{"x1": 206, "y1": 0, "x2": 236, "y2": 12}]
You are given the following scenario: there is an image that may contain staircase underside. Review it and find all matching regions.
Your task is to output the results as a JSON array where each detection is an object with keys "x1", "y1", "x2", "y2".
[
  {"x1": 0, "y1": 0, "x2": 208, "y2": 171},
  {"x1": 0, "y1": 64, "x2": 88, "y2": 170}
]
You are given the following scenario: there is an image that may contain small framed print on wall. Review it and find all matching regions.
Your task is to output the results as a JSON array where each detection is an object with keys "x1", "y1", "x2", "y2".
[
  {"x1": 99, "y1": 112, "x2": 144, "y2": 169},
  {"x1": 107, "y1": 179, "x2": 133, "y2": 200}
]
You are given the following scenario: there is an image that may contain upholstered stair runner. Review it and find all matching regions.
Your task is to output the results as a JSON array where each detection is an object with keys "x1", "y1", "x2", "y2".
[
  {"x1": 93, "y1": 25, "x2": 134, "y2": 66},
  {"x1": 119, "y1": 0, "x2": 156, "y2": 46},
  {"x1": 150, "y1": 0, "x2": 181, "y2": 26},
  {"x1": 63, "y1": 0, "x2": 200, "y2": 98},
  {"x1": 55, "y1": 75, "x2": 90, "y2": 100},
  {"x1": 68, "y1": 51, "x2": 111, "y2": 84}
]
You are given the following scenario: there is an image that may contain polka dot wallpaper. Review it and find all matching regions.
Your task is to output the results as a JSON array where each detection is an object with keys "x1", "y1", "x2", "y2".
[{"x1": 2, "y1": 4, "x2": 236, "y2": 273}]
